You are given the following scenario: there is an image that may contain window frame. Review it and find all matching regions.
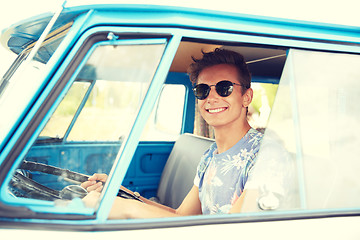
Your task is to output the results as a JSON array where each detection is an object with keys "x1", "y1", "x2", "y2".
[{"x1": 0, "y1": 27, "x2": 180, "y2": 218}]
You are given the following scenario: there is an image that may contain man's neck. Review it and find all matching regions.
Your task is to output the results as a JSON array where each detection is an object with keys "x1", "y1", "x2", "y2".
[{"x1": 214, "y1": 121, "x2": 251, "y2": 154}]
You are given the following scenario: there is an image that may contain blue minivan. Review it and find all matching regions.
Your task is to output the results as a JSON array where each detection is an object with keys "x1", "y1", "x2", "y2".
[{"x1": 1, "y1": 2, "x2": 360, "y2": 238}]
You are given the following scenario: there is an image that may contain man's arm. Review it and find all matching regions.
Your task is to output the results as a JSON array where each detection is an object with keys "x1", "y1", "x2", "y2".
[
  {"x1": 229, "y1": 189, "x2": 259, "y2": 213},
  {"x1": 108, "y1": 185, "x2": 201, "y2": 219},
  {"x1": 137, "y1": 185, "x2": 202, "y2": 215},
  {"x1": 83, "y1": 185, "x2": 202, "y2": 219},
  {"x1": 176, "y1": 185, "x2": 202, "y2": 215}
]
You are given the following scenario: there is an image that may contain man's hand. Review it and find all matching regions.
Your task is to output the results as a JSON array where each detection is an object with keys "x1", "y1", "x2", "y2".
[
  {"x1": 81, "y1": 173, "x2": 108, "y2": 192},
  {"x1": 82, "y1": 190, "x2": 101, "y2": 208}
]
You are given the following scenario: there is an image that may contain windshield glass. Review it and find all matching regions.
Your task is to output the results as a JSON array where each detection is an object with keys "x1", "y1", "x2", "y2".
[{"x1": 0, "y1": 17, "x2": 71, "y2": 145}]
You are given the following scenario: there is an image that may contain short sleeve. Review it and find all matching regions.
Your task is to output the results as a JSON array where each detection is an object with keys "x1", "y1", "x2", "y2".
[
  {"x1": 244, "y1": 134, "x2": 292, "y2": 196},
  {"x1": 193, "y1": 143, "x2": 216, "y2": 188},
  {"x1": 193, "y1": 153, "x2": 208, "y2": 187},
  {"x1": 194, "y1": 173, "x2": 200, "y2": 187}
]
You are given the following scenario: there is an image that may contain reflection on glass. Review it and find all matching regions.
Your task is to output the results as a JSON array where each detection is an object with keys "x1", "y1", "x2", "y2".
[
  {"x1": 291, "y1": 50, "x2": 360, "y2": 209},
  {"x1": 0, "y1": 24, "x2": 70, "y2": 144},
  {"x1": 39, "y1": 81, "x2": 91, "y2": 140},
  {"x1": 8, "y1": 41, "x2": 166, "y2": 209},
  {"x1": 242, "y1": 49, "x2": 360, "y2": 213},
  {"x1": 141, "y1": 84, "x2": 186, "y2": 141},
  {"x1": 68, "y1": 44, "x2": 165, "y2": 141}
]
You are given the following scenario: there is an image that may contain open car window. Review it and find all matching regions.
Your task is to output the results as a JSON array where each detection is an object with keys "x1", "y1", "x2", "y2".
[{"x1": 242, "y1": 49, "x2": 360, "y2": 212}]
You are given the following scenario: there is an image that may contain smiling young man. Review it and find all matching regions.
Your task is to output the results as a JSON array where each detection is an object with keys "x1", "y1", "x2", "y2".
[
  {"x1": 189, "y1": 48, "x2": 263, "y2": 214},
  {"x1": 82, "y1": 48, "x2": 263, "y2": 217}
]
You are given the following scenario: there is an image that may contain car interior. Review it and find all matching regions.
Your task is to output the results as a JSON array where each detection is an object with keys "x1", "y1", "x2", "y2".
[{"x1": 7, "y1": 38, "x2": 288, "y2": 208}]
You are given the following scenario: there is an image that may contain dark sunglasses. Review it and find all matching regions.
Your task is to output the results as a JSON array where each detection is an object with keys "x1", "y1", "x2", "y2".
[{"x1": 193, "y1": 80, "x2": 243, "y2": 100}]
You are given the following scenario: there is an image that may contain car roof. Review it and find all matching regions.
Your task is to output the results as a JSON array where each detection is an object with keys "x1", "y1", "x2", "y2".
[
  {"x1": 2, "y1": 3, "x2": 359, "y2": 52},
  {"x1": 1, "y1": 3, "x2": 359, "y2": 78}
]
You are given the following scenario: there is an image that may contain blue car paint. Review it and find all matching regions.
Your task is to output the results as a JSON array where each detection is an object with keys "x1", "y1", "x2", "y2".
[{"x1": 0, "y1": 4, "x2": 360, "y2": 227}]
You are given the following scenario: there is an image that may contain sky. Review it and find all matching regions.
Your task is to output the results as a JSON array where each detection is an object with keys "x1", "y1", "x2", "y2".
[{"x1": 0, "y1": 0, "x2": 359, "y2": 77}]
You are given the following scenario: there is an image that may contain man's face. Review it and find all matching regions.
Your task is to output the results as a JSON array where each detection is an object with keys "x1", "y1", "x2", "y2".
[{"x1": 197, "y1": 64, "x2": 251, "y2": 130}]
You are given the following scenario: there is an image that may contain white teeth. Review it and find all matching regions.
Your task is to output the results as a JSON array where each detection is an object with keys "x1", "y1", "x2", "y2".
[{"x1": 208, "y1": 107, "x2": 226, "y2": 113}]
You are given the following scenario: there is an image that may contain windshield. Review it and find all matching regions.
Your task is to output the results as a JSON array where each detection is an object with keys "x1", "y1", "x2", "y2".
[{"x1": 0, "y1": 19, "x2": 71, "y2": 145}]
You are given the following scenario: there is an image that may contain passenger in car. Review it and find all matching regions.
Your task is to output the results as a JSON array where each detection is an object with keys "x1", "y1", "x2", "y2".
[{"x1": 82, "y1": 48, "x2": 264, "y2": 218}]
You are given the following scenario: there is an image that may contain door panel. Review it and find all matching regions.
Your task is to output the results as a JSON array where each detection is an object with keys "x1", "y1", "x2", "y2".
[
  {"x1": 123, "y1": 142, "x2": 174, "y2": 198},
  {"x1": 25, "y1": 141, "x2": 174, "y2": 198}
]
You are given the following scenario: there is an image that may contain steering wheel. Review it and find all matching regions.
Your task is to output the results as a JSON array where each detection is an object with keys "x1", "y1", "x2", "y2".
[{"x1": 9, "y1": 160, "x2": 143, "y2": 202}]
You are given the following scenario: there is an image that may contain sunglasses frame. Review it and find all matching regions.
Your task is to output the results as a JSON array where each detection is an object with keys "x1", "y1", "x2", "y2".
[{"x1": 192, "y1": 80, "x2": 243, "y2": 100}]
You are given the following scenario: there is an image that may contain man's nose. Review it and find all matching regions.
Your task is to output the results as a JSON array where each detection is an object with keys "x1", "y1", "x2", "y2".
[{"x1": 206, "y1": 86, "x2": 220, "y2": 101}]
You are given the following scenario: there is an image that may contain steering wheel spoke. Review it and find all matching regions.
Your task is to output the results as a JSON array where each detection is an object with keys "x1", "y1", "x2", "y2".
[{"x1": 9, "y1": 160, "x2": 143, "y2": 202}]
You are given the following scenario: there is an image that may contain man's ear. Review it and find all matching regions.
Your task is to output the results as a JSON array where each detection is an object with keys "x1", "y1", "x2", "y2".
[{"x1": 242, "y1": 88, "x2": 253, "y2": 108}]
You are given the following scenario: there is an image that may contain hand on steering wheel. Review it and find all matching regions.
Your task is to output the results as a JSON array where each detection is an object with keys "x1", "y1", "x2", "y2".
[
  {"x1": 81, "y1": 173, "x2": 108, "y2": 192},
  {"x1": 10, "y1": 160, "x2": 143, "y2": 202}
]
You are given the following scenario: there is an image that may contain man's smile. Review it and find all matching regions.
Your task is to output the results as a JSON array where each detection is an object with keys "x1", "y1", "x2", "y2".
[{"x1": 206, "y1": 107, "x2": 228, "y2": 114}]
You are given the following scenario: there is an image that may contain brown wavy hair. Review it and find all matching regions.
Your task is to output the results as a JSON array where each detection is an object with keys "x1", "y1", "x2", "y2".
[{"x1": 188, "y1": 48, "x2": 251, "y2": 94}]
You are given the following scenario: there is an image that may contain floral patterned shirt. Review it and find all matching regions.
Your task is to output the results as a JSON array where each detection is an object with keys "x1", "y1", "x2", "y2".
[{"x1": 194, "y1": 128, "x2": 263, "y2": 214}]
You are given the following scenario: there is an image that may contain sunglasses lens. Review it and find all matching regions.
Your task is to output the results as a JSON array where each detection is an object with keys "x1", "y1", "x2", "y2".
[
  {"x1": 216, "y1": 81, "x2": 233, "y2": 97},
  {"x1": 193, "y1": 81, "x2": 236, "y2": 100},
  {"x1": 193, "y1": 84, "x2": 210, "y2": 100}
]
